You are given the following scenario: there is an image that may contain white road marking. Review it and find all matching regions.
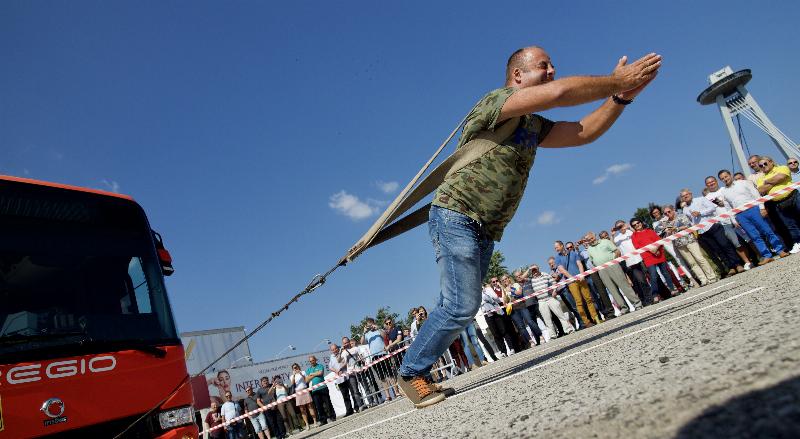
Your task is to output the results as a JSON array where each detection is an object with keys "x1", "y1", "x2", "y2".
[{"x1": 328, "y1": 282, "x2": 755, "y2": 439}]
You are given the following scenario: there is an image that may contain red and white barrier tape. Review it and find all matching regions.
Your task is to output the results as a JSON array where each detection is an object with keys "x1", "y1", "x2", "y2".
[
  {"x1": 480, "y1": 181, "x2": 800, "y2": 316},
  {"x1": 204, "y1": 345, "x2": 409, "y2": 436}
]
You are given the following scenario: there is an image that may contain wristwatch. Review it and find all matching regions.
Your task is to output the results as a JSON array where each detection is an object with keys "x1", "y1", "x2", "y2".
[{"x1": 612, "y1": 95, "x2": 633, "y2": 105}]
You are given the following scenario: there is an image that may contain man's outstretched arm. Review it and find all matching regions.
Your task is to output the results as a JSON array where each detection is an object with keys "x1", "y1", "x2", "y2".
[
  {"x1": 540, "y1": 53, "x2": 660, "y2": 148},
  {"x1": 499, "y1": 53, "x2": 661, "y2": 122},
  {"x1": 539, "y1": 71, "x2": 656, "y2": 148}
]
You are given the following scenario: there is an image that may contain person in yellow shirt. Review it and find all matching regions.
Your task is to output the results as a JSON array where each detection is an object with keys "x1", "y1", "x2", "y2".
[{"x1": 757, "y1": 155, "x2": 800, "y2": 253}]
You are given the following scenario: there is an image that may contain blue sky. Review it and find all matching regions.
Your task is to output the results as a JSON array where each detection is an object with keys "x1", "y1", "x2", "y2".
[{"x1": 3, "y1": 1, "x2": 798, "y2": 363}]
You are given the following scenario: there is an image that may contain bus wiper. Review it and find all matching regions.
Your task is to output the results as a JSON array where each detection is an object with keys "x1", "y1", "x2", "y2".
[
  {"x1": 1, "y1": 333, "x2": 167, "y2": 358},
  {"x1": 0, "y1": 331, "x2": 88, "y2": 345}
]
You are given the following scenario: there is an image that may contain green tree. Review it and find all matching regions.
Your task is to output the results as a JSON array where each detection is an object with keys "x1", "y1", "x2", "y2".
[
  {"x1": 348, "y1": 306, "x2": 400, "y2": 341},
  {"x1": 484, "y1": 250, "x2": 509, "y2": 283}
]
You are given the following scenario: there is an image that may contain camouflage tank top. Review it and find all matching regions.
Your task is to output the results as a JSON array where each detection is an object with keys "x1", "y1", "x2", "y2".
[{"x1": 432, "y1": 87, "x2": 554, "y2": 241}]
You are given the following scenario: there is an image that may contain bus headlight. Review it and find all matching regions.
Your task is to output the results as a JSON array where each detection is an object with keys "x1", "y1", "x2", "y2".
[{"x1": 157, "y1": 406, "x2": 194, "y2": 430}]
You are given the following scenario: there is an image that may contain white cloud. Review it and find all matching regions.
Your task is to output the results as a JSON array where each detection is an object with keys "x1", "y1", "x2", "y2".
[
  {"x1": 376, "y1": 180, "x2": 399, "y2": 194},
  {"x1": 329, "y1": 190, "x2": 379, "y2": 220},
  {"x1": 592, "y1": 175, "x2": 609, "y2": 185},
  {"x1": 537, "y1": 210, "x2": 560, "y2": 226},
  {"x1": 101, "y1": 179, "x2": 121, "y2": 193},
  {"x1": 592, "y1": 163, "x2": 634, "y2": 185},
  {"x1": 607, "y1": 163, "x2": 633, "y2": 174}
]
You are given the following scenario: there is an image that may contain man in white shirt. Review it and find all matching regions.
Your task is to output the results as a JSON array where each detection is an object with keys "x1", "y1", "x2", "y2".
[
  {"x1": 718, "y1": 170, "x2": 791, "y2": 263},
  {"x1": 221, "y1": 391, "x2": 243, "y2": 439},
  {"x1": 680, "y1": 189, "x2": 744, "y2": 276},
  {"x1": 330, "y1": 343, "x2": 360, "y2": 416},
  {"x1": 704, "y1": 176, "x2": 753, "y2": 269},
  {"x1": 340, "y1": 337, "x2": 367, "y2": 412}
]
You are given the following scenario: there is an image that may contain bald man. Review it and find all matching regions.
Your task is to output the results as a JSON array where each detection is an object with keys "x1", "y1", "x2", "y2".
[{"x1": 397, "y1": 45, "x2": 662, "y2": 408}]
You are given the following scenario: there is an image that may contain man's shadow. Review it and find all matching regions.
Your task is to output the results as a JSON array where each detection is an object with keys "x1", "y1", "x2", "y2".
[{"x1": 675, "y1": 374, "x2": 800, "y2": 439}]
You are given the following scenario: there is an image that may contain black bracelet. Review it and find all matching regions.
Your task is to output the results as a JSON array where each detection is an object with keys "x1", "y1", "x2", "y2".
[{"x1": 612, "y1": 95, "x2": 633, "y2": 105}]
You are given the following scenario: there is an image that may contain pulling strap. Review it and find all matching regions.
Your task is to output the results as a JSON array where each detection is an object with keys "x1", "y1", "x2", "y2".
[{"x1": 341, "y1": 116, "x2": 520, "y2": 264}]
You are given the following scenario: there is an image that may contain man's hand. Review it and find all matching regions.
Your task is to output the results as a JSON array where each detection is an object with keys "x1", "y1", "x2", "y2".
[
  {"x1": 611, "y1": 53, "x2": 662, "y2": 94},
  {"x1": 618, "y1": 74, "x2": 657, "y2": 100}
]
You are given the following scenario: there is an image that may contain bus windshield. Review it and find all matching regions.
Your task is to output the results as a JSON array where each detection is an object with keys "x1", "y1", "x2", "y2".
[{"x1": 0, "y1": 179, "x2": 179, "y2": 362}]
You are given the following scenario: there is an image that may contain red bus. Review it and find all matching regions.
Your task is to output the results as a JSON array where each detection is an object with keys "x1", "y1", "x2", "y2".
[{"x1": 0, "y1": 176, "x2": 197, "y2": 438}]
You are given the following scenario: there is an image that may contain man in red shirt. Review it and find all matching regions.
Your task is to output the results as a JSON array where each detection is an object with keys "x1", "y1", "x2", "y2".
[{"x1": 205, "y1": 402, "x2": 224, "y2": 439}]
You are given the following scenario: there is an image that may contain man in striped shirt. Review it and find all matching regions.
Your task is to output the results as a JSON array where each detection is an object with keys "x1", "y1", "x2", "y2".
[{"x1": 528, "y1": 264, "x2": 574, "y2": 339}]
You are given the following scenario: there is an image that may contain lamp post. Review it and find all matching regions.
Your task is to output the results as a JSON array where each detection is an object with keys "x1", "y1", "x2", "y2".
[
  {"x1": 230, "y1": 355, "x2": 252, "y2": 369},
  {"x1": 274, "y1": 345, "x2": 296, "y2": 359}
]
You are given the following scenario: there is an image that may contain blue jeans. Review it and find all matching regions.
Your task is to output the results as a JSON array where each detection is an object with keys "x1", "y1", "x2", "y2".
[
  {"x1": 399, "y1": 205, "x2": 494, "y2": 377},
  {"x1": 459, "y1": 322, "x2": 486, "y2": 365},
  {"x1": 647, "y1": 262, "x2": 675, "y2": 298},
  {"x1": 509, "y1": 306, "x2": 542, "y2": 344},
  {"x1": 225, "y1": 422, "x2": 243, "y2": 439},
  {"x1": 736, "y1": 206, "x2": 784, "y2": 258}
]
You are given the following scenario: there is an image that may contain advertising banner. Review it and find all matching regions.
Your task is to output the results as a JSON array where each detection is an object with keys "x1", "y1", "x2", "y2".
[{"x1": 181, "y1": 327, "x2": 253, "y2": 376}]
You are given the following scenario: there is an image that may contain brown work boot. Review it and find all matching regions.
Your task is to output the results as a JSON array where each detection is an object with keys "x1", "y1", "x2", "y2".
[
  {"x1": 427, "y1": 379, "x2": 456, "y2": 397},
  {"x1": 398, "y1": 376, "x2": 446, "y2": 408}
]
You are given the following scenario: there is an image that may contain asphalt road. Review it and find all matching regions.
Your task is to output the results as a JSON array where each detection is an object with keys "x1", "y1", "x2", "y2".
[{"x1": 294, "y1": 255, "x2": 800, "y2": 439}]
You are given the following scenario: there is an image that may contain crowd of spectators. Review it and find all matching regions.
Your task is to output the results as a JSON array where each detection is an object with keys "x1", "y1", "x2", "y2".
[
  {"x1": 470, "y1": 154, "x2": 800, "y2": 360},
  {"x1": 208, "y1": 317, "x2": 416, "y2": 438},
  {"x1": 207, "y1": 154, "x2": 800, "y2": 438}
]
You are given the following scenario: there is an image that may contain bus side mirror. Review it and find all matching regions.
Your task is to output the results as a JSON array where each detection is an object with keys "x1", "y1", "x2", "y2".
[{"x1": 152, "y1": 230, "x2": 175, "y2": 276}]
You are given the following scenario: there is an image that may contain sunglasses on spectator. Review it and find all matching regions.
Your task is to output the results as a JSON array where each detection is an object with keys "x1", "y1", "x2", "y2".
[
  {"x1": 758, "y1": 162, "x2": 770, "y2": 168},
  {"x1": 631, "y1": 222, "x2": 643, "y2": 227},
  {"x1": 789, "y1": 161, "x2": 799, "y2": 165}
]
